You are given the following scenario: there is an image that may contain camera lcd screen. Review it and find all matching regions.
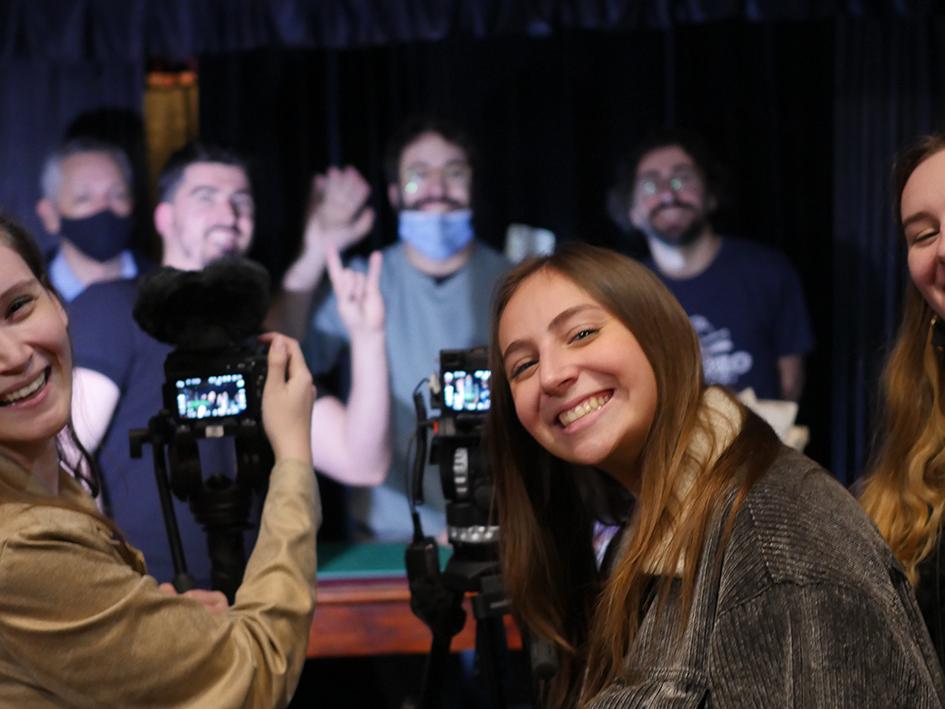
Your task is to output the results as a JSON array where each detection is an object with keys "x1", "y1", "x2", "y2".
[
  {"x1": 442, "y1": 369, "x2": 491, "y2": 412},
  {"x1": 174, "y1": 374, "x2": 249, "y2": 420}
]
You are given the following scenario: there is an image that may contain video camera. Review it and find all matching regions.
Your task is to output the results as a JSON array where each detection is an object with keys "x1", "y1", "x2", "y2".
[
  {"x1": 407, "y1": 348, "x2": 530, "y2": 707},
  {"x1": 130, "y1": 257, "x2": 273, "y2": 600},
  {"x1": 427, "y1": 347, "x2": 497, "y2": 550}
]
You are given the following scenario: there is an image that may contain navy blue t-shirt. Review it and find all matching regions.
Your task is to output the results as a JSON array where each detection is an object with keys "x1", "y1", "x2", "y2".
[
  {"x1": 68, "y1": 278, "x2": 258, "y2": 586},
  {"x1": 645, "y1": 237, "x2": 814, "y2": 399}
]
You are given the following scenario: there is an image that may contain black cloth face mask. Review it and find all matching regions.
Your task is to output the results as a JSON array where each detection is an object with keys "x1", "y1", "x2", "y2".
[{"x1": 59, "y1": 210, "x2": 133, "y2": 262}]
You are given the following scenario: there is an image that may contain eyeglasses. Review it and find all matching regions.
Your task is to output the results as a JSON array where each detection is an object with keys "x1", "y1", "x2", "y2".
[
  {"x1": 402, "y1": 160, "x2": 472, "y2": 195},
  {"x1": 635, "y1": 168, "x2": 700, "y2": 199}
]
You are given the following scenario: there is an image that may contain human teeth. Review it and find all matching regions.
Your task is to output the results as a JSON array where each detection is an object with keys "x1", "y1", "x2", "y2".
[
  {"x1": 0, "y1": 371, "x2": 47, "y2": 406},
  {"x1": 558, "y1": 394, "x2": 611, "y2": 426}
]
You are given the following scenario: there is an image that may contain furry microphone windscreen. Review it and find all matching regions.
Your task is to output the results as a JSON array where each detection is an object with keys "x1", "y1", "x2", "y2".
[{"x1": 133, "y1": 257, "x2": 270, "y2": 350}]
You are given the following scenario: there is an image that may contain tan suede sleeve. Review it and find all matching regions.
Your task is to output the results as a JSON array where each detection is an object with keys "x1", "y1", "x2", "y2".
[{"x1": 0, "y1": 458, "x2": 319, "y2": 709}]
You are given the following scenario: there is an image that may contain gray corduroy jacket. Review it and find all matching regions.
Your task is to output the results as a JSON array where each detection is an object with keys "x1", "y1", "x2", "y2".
[{"x1": 588, "y1": 446, "x2": 945, "y2": 709}]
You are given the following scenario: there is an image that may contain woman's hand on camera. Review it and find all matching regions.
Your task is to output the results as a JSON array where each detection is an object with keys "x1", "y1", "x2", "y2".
[
  {"x1": 258, "y1": 333, "x2": 315, "y2": 465},
  {"x1": 326, "y1": 244, "x2": 385, "y2": 338}
]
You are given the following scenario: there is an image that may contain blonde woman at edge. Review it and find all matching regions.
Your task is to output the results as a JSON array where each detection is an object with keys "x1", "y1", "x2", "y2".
[
  {"x1": 862, "y1": 132, "x2": 945, "y2": 671},
  {"x1": 0, "y1": 216, "x2": 318, "y2": 707}
]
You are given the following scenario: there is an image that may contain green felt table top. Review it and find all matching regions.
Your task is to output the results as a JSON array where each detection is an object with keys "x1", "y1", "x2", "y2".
[{"x1": 316, "y1": 542, "x2": 452, "y2": 580}]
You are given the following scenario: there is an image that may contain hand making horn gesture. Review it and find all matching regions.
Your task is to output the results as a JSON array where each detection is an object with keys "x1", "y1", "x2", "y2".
[{"x1": 324, "y1": 243, "x2": 385, "y2": 338}]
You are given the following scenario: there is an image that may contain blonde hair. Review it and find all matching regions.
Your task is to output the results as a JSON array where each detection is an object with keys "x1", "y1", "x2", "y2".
[
  {"x1": 486, "y1": 243, "x2": 780, "y2": 705},
  {"x1": 860, "y1": 134, "x2": 945, "y2": 585},
  {"x1": 861, "y1": 285, "x2": 945, "y2": 584}
]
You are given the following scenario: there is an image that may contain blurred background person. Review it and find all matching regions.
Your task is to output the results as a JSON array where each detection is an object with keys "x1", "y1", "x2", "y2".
[
  {"x1": 36, "y1": 137, "x2": 147, "y2": 302},
  {"x1": 68, "y1": 141, "x2": 389, "y2": 586},
  {"x1": 272, "y1": 115, "x2": 510, "y2": 542},
  {"x1": 610, "y1": 130, "x2": 814, "y2": 402}
]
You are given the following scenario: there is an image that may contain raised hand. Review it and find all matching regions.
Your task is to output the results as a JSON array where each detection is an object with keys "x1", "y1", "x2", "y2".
[
  {"x1": 281, "y1": 166, "x2": 375, "y2": 296},
  {"x1": 325, "y1": 244, "x2": 385, "y2": 337},
  {"x1": 304, "y1": 166, "x2": 375, "y2": 254}
]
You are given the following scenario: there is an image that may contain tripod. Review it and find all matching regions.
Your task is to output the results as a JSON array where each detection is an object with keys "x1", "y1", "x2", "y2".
[
  {"x1": 405, "y1": 365, "x2": 524, "y2": 707},
  {"x1": 130, "y1": 409, "x2": 270, "y2": 601},
  {"x1": 405, "y1": 539, "x2": 512, "y2": 709}
]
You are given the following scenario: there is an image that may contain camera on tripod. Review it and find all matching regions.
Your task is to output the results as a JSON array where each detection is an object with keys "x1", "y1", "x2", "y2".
[
  {"x1": 130, "y1": 257, "x2": 273, "y2": 600},
  {"x1": 428, "y1": 348, "x2": 497, "y2": 551},
  {"x1": 406, "y1": 348, "x2": 535, "y2": 708}
]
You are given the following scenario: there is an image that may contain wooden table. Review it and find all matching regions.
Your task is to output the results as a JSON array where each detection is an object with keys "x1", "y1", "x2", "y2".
[{"x1": 307, "y1": 543, "x2": 520, "y2": 658}]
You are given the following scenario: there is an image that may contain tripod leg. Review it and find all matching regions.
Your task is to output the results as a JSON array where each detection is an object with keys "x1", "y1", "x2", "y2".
[
  {"x1": 403, "y1": 632, "x2": 452, "y2": 709},
  {"x1": 146, "y1": 427, "x2": 194, "y2": 591},
  {"x1": 475, "y1": 616, "x2": 508, "y2": 709}
]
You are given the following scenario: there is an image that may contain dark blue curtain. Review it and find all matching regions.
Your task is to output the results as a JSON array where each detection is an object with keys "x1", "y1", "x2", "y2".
[
  {"x1": 0, "y1": 1, "x2": 935, "y2": 61},
  {"x1": 831, "y1": 16, "x2": 945, "y2": 482}
]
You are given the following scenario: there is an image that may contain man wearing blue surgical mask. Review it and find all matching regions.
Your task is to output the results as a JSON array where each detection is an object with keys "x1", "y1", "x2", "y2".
[
  {"x1": 36, "y1": 138, "x2": 144, "y2": 302},
  {"x1": 271, "y1": 116, "x2": 510, "y2": 542},
  {"x1": 387, "y1": 129, "x2": 476, "y2": 270}
]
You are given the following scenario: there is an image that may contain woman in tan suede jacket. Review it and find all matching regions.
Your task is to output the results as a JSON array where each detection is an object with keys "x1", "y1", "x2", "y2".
[{"x1": 0, "y1": 216, "x2": 320, "y2": 708}]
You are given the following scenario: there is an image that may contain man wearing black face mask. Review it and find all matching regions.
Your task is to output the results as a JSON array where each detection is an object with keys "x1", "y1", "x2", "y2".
[
  {"x1": 36, "y1": 138, "x2": 142, "y2": 302},
  {"x1": 269, "y1": 116, "x2": 510, "y2": 542},
  {"x1": 611, "y1": 130, "x2": 813, "y2": 402}
]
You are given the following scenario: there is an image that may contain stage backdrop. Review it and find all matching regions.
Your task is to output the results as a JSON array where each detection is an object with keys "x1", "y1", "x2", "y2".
[{"x1": 1, "y1": 2, "x2": 944, "y2": 484}]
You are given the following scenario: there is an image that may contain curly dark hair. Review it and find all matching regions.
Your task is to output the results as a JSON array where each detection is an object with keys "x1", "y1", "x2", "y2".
[
  {"x1": 382, "y1": 115, "x2": 477, "y2": 185},
  {"x1": 607, "y1": 128, "x2": 729, "y2": 232}
]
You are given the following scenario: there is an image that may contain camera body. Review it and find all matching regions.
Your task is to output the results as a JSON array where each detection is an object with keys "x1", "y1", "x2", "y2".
[
  {"x1": 163, "y1": 345, "x2": 268, "y2": 435},
  {"x1": 429, "y1": 347, "x2": 497, "y2": 551}
]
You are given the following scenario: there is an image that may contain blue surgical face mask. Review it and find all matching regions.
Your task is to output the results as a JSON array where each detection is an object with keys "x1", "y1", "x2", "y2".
[
  {"x1": 397, "y1": 209, "x2": 473, "y2": 261},
  {"x1": 58, "y1": 210, "x2": 134, "y2": 262}
]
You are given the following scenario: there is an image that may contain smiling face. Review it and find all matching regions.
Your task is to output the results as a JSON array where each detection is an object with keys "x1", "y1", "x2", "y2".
[
  {"x1": 497, "y1": 269, "x2": 658, "y2": 489},
  {"x1": 155, "y1": 162, "x2": 254, "y2": 270},
  {"x1": 629, "y1": 145, "x2": 712, "y2": 246},
  {"x1": 0, "y1": 244, "x2": 72, "y2": 466},
  {"x1": 901, "y1": 149, "x2": 945, "y2": 319},
  {"x1": 389, "y1": 131, "x2": 472, "y2": 213}
]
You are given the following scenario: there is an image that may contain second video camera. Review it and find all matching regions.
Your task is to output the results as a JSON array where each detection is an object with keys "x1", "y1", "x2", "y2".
[{"x1": 429, "y1": 347, "x2": 496, "y2": 549}]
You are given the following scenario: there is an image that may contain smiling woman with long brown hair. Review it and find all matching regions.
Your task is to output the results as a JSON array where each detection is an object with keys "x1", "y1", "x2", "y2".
[
  {"x1": 487, "y1": 243, "x2": 943, "y2": 707},
  {"x1": 0, "y1": 215, "x2": 319, "y2": 707}
]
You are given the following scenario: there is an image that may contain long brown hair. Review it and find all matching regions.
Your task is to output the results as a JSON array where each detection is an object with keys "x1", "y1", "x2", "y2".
[
  {"x1": 861, "y1": 133, "x2": 945, "y2": 584},
  {"x1": 0, "y1": 215, "x2": 104, "y2": 510},
  {"x1": 486, "y1": 243, "x2": 780, "y2": 705}
]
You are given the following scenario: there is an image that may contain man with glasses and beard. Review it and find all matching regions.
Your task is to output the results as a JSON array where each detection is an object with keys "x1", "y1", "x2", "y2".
[
  {"x1": 271, "y1": 116, "x2": 510, "y2": 542},
  {"x1": 611, "y1": 131, "x2": 813, "y2": 402}
]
